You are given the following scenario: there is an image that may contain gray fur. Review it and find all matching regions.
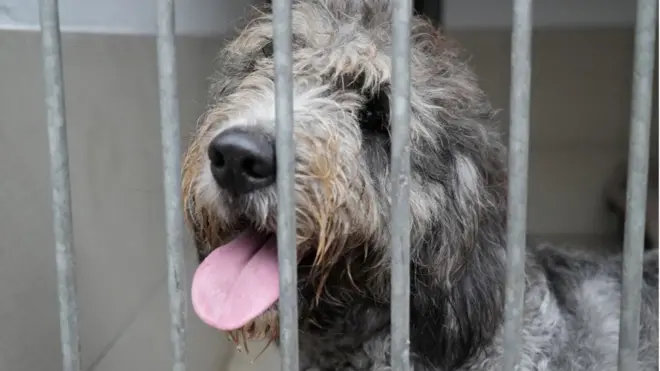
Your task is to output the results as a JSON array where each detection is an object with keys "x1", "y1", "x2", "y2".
[{"x1": 180, "y1": 0, "x2": 659, "y2": 369}]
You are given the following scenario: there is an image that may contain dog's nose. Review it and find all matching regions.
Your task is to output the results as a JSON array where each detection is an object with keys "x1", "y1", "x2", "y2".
[{"x1": 208, "y1": 128, "x2": 276, "y2": 194}]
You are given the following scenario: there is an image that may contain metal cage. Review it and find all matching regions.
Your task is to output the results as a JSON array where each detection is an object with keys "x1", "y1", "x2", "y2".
[{"x1": 37, "y1": 0, "x2": 658, "y2": 370}]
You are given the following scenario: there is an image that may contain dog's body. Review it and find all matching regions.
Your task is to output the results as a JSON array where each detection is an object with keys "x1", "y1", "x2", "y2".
[
  {"x1": 294, "y1": 245, "x2": 659, "y2": 370},
  {"x1": 180, "y1": 1, "x2": 659, "y2": 370}
]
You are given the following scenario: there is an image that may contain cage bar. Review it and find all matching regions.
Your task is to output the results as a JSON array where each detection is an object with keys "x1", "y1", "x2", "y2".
[
  {"x1": 38, "y1": 1, "x2": 82, "y2": 371},
  {"x1": 501, "y1": 0, "x2": 533, "y2": 370},
  {"x1": 390, "y1": 0, "x2": 414, "y2": 370},
  {"x1": 156, "y1": 1, "x2": 187, "y2": 370},
  {"x1": 272, "y1": 0, "x2": 299, "y2": 370},
  {"x1": 617, "y1": 0, "x2": 658, "y2": 369}
]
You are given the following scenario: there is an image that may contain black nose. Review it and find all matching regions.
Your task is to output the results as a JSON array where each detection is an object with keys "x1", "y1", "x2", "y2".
[{"x1": 208, "y1": 128, "x2": 276, "y2": 194}]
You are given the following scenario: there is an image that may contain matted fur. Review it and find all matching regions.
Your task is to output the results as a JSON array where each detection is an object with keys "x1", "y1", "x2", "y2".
[{"x1": 181, "y1": 0, "x2": 659, "y2": 369}]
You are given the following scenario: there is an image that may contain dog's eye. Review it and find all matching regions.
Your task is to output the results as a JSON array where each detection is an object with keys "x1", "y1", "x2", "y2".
[
  {"x1": 261, "y1": 41, "x2": 274, "y2": 58},
  {"x1": 336, "y1": 73, "x2": 390, "y2": 135},
  {"x1": 358, "y1": 93, "x2": 390, "y2": 135}
]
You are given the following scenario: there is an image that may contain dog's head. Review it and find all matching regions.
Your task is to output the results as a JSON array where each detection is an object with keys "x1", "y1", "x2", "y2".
[{"x1": 182, "y1": 0, "x2": 508, "y2": 347}]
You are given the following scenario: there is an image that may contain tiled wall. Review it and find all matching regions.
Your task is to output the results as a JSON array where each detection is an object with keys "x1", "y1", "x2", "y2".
[{"x1": 0, "y1": 24, "x2": 655, "y2": 371}]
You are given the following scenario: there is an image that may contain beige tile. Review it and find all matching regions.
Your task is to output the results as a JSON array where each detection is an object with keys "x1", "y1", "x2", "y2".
[{"x1": 90, "y1": 244, "x2": 231, "y2": 371}]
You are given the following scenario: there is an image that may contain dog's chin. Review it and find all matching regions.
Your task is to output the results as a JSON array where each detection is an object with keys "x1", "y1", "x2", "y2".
[{"x1": 227, "y1": 305, "x2": 281, "y2": 345}]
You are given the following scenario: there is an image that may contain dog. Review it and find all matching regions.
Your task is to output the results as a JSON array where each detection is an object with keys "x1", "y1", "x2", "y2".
[{"x1": 180, "y1": 0, "x2": 659, "y2": 369}]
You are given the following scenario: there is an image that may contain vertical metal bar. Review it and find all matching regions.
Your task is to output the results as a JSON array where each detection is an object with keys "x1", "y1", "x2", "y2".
[
  {"x1": 390, "y1": 0, "x2": 413, "y2": 370},
  {"x1": 501, "y1": 0, "x2": 533, "y2": 370},
  {"x1": 38, "y1": 1, "x2": 82, "y2": 371},
  {"x1": 272, "y1": 0, "x2": 299, "y2": 370},
  {"x1": 617, "y1": 0, "x2": 658, "y2": 369},
  {"x1": 156, "y1": 1, "x2": 187, "y2": 370}
]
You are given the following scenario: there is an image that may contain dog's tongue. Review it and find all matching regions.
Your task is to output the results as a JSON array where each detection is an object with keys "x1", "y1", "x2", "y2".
[{"x1": 191, "y1": 232, "x2": 279, "y2": 331}]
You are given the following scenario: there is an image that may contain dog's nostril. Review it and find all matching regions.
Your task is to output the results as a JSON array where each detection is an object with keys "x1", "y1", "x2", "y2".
[
  {"x1": 209, "y1": 149, "x2": 225, "y2": 168},
  {"x1": 242, "y1": 158, "x2": 272, "y2": 179},
  {"x1": 208, "y1": 128, "x2": 276, "y2": 194}
]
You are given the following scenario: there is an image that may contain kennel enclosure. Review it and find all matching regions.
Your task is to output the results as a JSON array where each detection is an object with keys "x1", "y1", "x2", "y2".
[{"x1": 37, "y1": 0, "x2": 658, "y2": 370}]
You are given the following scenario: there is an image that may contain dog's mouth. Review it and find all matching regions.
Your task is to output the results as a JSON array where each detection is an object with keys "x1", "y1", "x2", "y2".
[{"x1": 190, "y1": 228, "x2": 298, "y2": 332}]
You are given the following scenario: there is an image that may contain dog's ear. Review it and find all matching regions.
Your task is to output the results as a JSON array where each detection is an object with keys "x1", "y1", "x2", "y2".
[{"x1": 409, "y1": 227, "x2": 505, "y2": 369}]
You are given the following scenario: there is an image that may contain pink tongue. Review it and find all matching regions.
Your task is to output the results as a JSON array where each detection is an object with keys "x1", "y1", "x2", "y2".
[{"x1": 191, "y1": 231, "x2": 280, "y2": 331}]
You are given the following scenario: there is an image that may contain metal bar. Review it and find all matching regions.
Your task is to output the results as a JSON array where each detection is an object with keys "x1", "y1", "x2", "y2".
[
  {"x1": 617, "y1": 0, "x2": 658, "y2": 369},
  {"x1": 390, "y1": 0, "x2": 413, "y2": 369},
  {"x1": 272, "y1": 0, "x2": 299, "y2": 370},
  {"x1": 501, "y1": 0, "x2": 533, "y2": 370},
  {"x1": 38, "y1": 1, "x2": 82, "y2": 371},
  {"x1": 156, "y1": 1, "x2": 187, "y2": 370}
]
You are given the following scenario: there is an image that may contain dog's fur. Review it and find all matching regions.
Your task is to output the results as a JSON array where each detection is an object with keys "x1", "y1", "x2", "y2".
[{"x1": 181, "y1": 0, "x2": 659, "y2": 369}]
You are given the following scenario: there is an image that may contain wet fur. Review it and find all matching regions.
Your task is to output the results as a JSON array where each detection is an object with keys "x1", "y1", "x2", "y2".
[{"x1": 181, "y1": 0, "x2": 659, "y2": 369}]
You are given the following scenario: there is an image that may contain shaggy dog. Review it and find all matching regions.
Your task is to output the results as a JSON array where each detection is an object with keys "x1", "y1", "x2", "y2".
[{"x1": 180, "y1": 0, "x2": 659, "y2": 369}]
